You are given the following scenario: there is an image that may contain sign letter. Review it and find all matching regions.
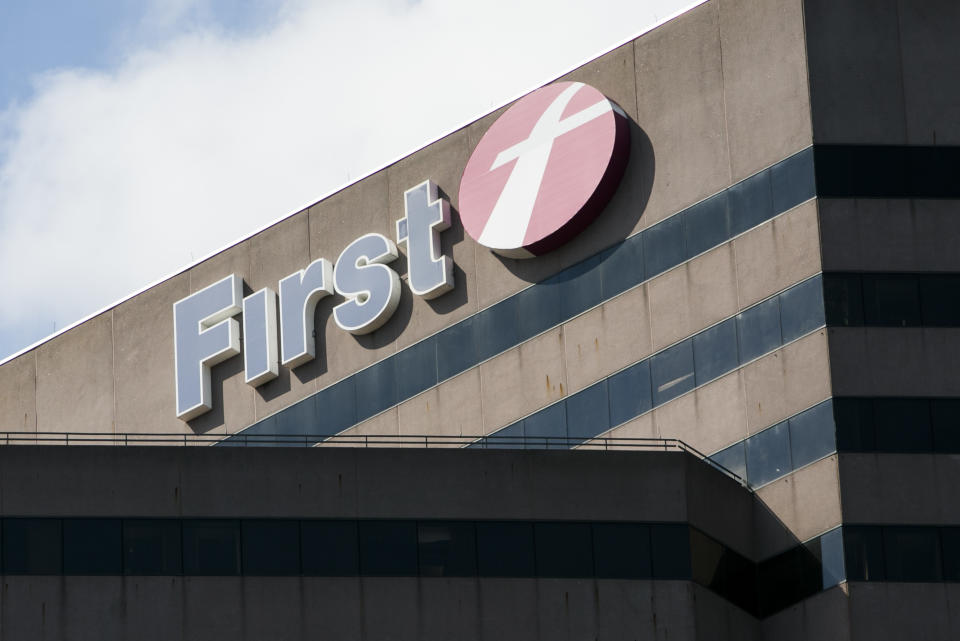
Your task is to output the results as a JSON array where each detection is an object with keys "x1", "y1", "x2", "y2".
[
  {"x1": 333, "y1": 234, "x2": 400, "y2": 334},
  {"x1": 397, "y1": 180, "x2": 453, "y2": 299}
]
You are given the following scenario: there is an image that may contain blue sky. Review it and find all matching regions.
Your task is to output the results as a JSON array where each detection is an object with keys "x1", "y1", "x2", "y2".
[{"x1": 0, "y1": 0, "x2": 694, "y2": 362}]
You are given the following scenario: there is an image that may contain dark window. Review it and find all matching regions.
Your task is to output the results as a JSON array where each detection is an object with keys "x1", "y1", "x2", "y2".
[
  {"x1": 436, "y1": 316, "x2": 479, "y2": 381},
  {"x1": 395, "y1": 337, "x2": 438, "y2": 400},
  {"x1": 788, "y1": 401, "x2": 836, "y2": 468},
  {"x1": 819, "y1": 528, "x2": 846, "y2": 588},
  {"x1": 940, "y1": 527, "x2": 960, "y2": 581},
  {"x1": 358, "y1": 520, "x2": 418, "y2": 576},
  {"x1": 822, "y1": 274, "x2": 864, "y2": 327},
  {"x1": 301, "y1": 520, "x2": 358, "y2": 576},
  {"x1": 123, "y1": 519, "x2": 182, "y2": 575},
  {"x1": 608, "y1": 361, "x2": 652, "y2": 427},
  {"x1": 317, "y1": 378, "x2": 357, "y2": 437},
  {"x1": 3, "y1": 518, "x2": 62, "y2": 575},
  {"x1": 737, "y1": 297, "x2": 782, "y2": 363},
  {"x1": 861, "y1": 275, "x2": 921, "y2": 327},
  {"x1": 354, "y1": 358, "x2": 398, "y2": 422},
  {"x1": 746, "y1": 421, "x2": 792, "y2": 487},
  {"x1": 534, "y1": 522, "x2": 593, "y2": 578},
  {"x1": 643, "y1": 215, "x2": 685, "y2": 278},
  {"x1": 555, "y1": 254, "x2": 604, "y2": 320},
  {"x1": 650, "y1": 524, "x2": 691, "y2": 579},
  {"x1": 692, "y1": 318, "x2": 739, "y2": 385},
  {"x1": 63, "y1": 518, "x2": 121, "y2": 575},
  {"x1": 683, "y1": 193, "x2": 730, "y2": 259},
  {"x1": 833, "y1": 398, "x2": 875, "y2": 452},
  {"x1": 650, "y1": 340, "x2": 696, "y2": 406},
  {"x1": 932, "y1": 399, "x2": 960, "y2": 453},
  {"x1": 182, "y1": 520, "x2": 240, "y2": 576},
  {"x1": 920, "y1": 275, "x2": 960, "y2": 327},
  {"x1": 729, "y1": 169, "x2": 773, "y2": 235},
  {"x1": 873, "y1": 398, "x2": 932, "y2": 453},
  {"x1": 843, "y1": 526, "x2": 885, "y2": 581},
  {"x1": 759, "y1": 545, "x2": 820, "y2": 616},
  {"x1": 565, "y1": 380, "x2": 609, "y2": 443},
  {"x1": 476, "y1": 296, "x2": 521, "y2": 361},
  {"x1": 523, "y1": 402, "x2": 567, "y2": 449},
  {"x1": 710, "y1": 441, "x2": 746, "y2": 481},
  {"x1": 691, "y1": 529, "x2": 755, "y2": 614},
  {"x1": 272, "y1": 395, "x2": 318, "y2": 438},
  {"x1": 600, "y1": 237, "x2": 645, "y2": 299},
  {"x1": 779, "y1": 276, "x2": 825, "y2": 342},
  {"x1": 883, "y1": 526, "x2": 941, "y2": 582},
  {"x1": 592, "y1": 523, "x2": 651, "y2": 579},
  {"x1": 242, "y1": 520, "x2": 300, "y2": 576},
  {"x1": 516, "y1": 278, "x2": 562, "y2": 342},
  {"x1": 476, "y1": 521, "x2": 535, "y2": 577},
  {"x1": 417, "y1": 521, "x2": 477, "y2": 577}
]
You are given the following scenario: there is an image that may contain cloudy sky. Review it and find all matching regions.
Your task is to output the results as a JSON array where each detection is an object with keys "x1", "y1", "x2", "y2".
[{"x1": 0, "y1": 0, "x2": 695, "y2": 361}]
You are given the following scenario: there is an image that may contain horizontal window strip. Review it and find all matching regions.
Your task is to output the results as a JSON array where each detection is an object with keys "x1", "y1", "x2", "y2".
[
  {"x1": 844, "y1": 524, "x2": 960, "y2": 583},
  {"x1": 835, "y1": 397, "x2": 960, "y2": 454},
  {"x1": 227, "y1": 147, "x2": 816, "y2": 445},
  {"x1": 825, "y1": 272, "x2": 960, "y2": 328},
  {"x1": 814, "y1": 145, "x2": 960, "y2": 199}
]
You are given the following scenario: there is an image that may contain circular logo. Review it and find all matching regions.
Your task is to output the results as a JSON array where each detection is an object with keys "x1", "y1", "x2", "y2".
[{"x1": 458, "y1": 81, "x2": 630, "y2": 258}]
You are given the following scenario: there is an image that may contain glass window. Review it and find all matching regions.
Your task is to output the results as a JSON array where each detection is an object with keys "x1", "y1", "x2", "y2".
[
  {"x1": 883, "y1": 526, "x2": 941, "y2": 581},
  {"x1": 651, "y1": 340, "x2": 695, "y2": 406},
  {"x1": 729, "y1": 169, "x2": 773, "y2": 235},
  {"x1": 862, "y1": 275, "x2": 921, "y2": 327},
  {"x1": 182, "y1": 520, "x2": 240, "y2": 576},
  {"x1": 788, "y1": 400, "x2": 836, "y2": 468},
  {"x1": 608, "y1": 361, "x2": 652, "y2": 427},
  {"x1": 358, "y1": 520, "x2": 418, "y2": 576},
  {"x1": 555, "y1": 254, "x2": 604, "y2": 320},
  {"x1": 436, "y1": 316, "x2": 479, "y2": 382},
  {"x1": 516, "y1": 279, "x2": 562, "y2": 342},
  {"x1": 353, "y1": 358, "x2": 397, "y2": 422},
  {"x1": 770, "y1": 147, "x2": 815, "y2": 214},
  {"x1": 592, "y1": 523, "x2": 651, "y2": 579},
  {"x1": 833, "y1": 398, "x2": 875, "y2": 452},
  {"x1": 301, "y1": 520, "x2": 358, "y2": 576},
  {"x1": 691, "y1": 529, "x2": 754, "y2": 614},
  {"x1": 920, "y1": 275, "x2": 960, "y2": 327},
  {"x1": 600, "y1": 237, "x2": 645, "y2": 299},
  {"x1": 873, "y1": 398, "x2": 932, "y2": 453},
  {"x1": 650, "y1": 524, "x2": 691, "y2": 579},
  {"x1": 242, "y1": 520, "x2": 300, "y2": 576},
  {"x1": 759, "y1": 546, "x2": 818, "y2": 616},
  {"x1": 683, "y1": 193, "x2": 730, "y2": 259},
  {"x1": 3, "y1": 518, "x2": 61, "y2": 575},
  {"x1": 123, "y1": 519, "x2": 182, "y2": 575},
  {"x1": 819, "y1": 528, "x2": 846, "y2": 588},
  {"x1": 822, "y1": 273, "x2": 864, "y2": 327},
  {"x1": 746, "y1": 421, "x2": 792, "y2": 487},
  {"x1": 709, "y1": 441, "x2": 746, "y2": 481},
  {"x1": 932, "y1": 399, "x2": 960, "y2": 453},
  {"x1": 317, "y1": 378, "x2": 357, "y2": 437},
  {"x1": 643, "y1": 214, "x2": 685, "y2": 278},
  {"x1": 476, "y1": 296, "x2": 520, "y2": 361},
  {"x1": 476, "y1": 521, "x2": 535, "y2": 577},
  {"x1": 63, "y1": 518, "x2": 121, "y2": 575},
  {"x1": 272, "y1": 395, "x2": 318, "y2": 438},
  {"x1": 565, "y1": 381, "x2": 610, "y2": 444},
  {"x1": 523, "y1": 403, "x2": 567, "y2": 449},
  {"x1": 692, "y1": 318, "x2": 739, "y2": 386},
  {"x1": 534, "y1": 522, "x2": 593, "y2": 578},
  {"x1": 418, "y1": 521, "x2": 477, "y2": 577},
  {"x1": 940, "y1": 527, "x2": 960, "y2": 581},
  {"x1": 737, "y1": 297, "x2": 782, "y2": 364},
  {"x1": 479, "y1": 421, "x2": 524, "y2": 449},
  {"x1": 395, "y1": 337, "x2": 438, "y2": 400},
  {"x1": 779, "y1": 276, "x2": 826, "y2": 343},
  {"x1": 843, "y1": 526, "x2": 885, "y2": 581}
]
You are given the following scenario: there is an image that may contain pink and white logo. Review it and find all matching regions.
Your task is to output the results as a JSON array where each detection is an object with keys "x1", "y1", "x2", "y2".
[{"x1": 458, "y1": 81, "x2": 630, "y2": 258}]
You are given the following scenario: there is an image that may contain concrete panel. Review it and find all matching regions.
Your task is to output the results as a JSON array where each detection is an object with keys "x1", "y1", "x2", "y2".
[
  {"x1": 60, "y1": 578, "x2": 124, "y2": 641},
  {"x1": 308, "y1": 170, "x2": 391, "y2": 265},
  {"x1": 301, "y1": 579, "x2": 363, "y2": 640},
  {"x1": 719, "y1": 0, "x2": 811, "y2": 180},
  {"x1": 560, "y1": 40, "x2": 639, "y2": 122},
  {"x1": 362, "y1": 578, "x2": 422, "y2": 640},
  {"x1": 599, "y1": 410, "x2": 657, "y2": 443},
  {"x1": 478, "y1": 580, "x2": 540, "y2": 641},
  {"x1": 649, "y1": 581, "x2": 699, "y2": 641},
  {"x1": 742, "y1": 330, "x2": 831, "y2": 436},
  {"x1": 759, "y1": 585, "x2": 851, "y2": 641},
  {"x1": 648, "y1": 262, "x2": 695, "y2": 352},
  {"x1": 691, "y1": 582, "x2": 758, "y2": 641},
  {"x1": 397, "y1": 367, "x2": 483, "y2": 440},
  {"x1": 595, "y1": 581, "x2": 661, "y2": 640},
  {"x1": 753, "y1": 455, "x2": 841, "y2": 556},
  {"x1": 1, "y1": 577, "x2": 65, "y2": 641},
  {"x1": 480, "y1": 328, "x2": 566, "y2": 433},
  {"x1": 120, "y1": 578, "x2": 185, "y2": 641},
  {"x1": 0, "y1": 352, "x2": 36, "y2": 434},
  {"x1": 733, "y1": 200, "x2": 820, "y2": 309},
  {"x1": 536, "y1": 579, "x2": 598, "y2": 641},
  {"x1": 35, "y1": 313, "x2": 114, "y2": 434},
  {"x1": 685, "y1": 455, "x2": 754, "y2": 560},
  {"x1": 828, "y1": 328, "x2": 960, "y2": 398},
  {"x1": 657, "y1": 372, "x2": 749, "y2": 462},
  {"x1": 847, "y1": 582, "x2": 952, "y2": 641},
  {"x1": 113, "y1": 272, "x2": 190, "y2": 435},
  {"x1": 181, "y1": 578, "x2": 243, "y2": 641},
  {"x1": 804, "y1": 0, "x2": 907, "y2": 144},
  {"x1": 562, "y1": 283, "x2": 651, "y2": 394},
  {"x1": 330, "y1": 406, "x2": 400, "y2": 448},
  {"x1": 634, "y1": 1, "x2": 730, "y2": 227},
  {"x1": 418, "y1": 579, "x2": 480, "y2": 641},
  {"x1": 241, "y1": 578, "x2": 304, "y2": 641}
]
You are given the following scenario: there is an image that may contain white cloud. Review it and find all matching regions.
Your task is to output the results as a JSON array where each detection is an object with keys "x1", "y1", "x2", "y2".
[{"x1": 0, "y1": 0, "x2": 695, "y2": 358}]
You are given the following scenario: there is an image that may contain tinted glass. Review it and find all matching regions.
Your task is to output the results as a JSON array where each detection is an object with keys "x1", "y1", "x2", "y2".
[
  {"x1": 418, "y1": 521, "x2": 477, "y2": 577},
  {"x1": 650, "y1": 524, "x2": 691, "y2": 579},
  {"x1": 932, "y1": 399, "x2": 960, "y2": 453},
  {"x1": 819, "y1": 528, "x2": 846, "y2": 588},
  {"x1": 358, "y1": 520, "x2": 417, "y2": 576},
  {"x1": 709, "y1": 441, "x2": 746, "y2": 480},
  {"x1": 63, "y1": 518, "x2": 121, "y2": 575},
  {"x1": 436, "y1": 315, "x2": 479, "y2": 381},
  {"x1": 883, "y1": 526, "x2": 941, "y2": 581},
  {"x1": 940, "y1": 527, "x2": 960, "y2": 581},
  {"x1": 788, "y1": 401, "x2": 836, "y2": 468},
  {"x1": 862, "y1": 275, "x2": 921, "y2": 327},
  {"x1": 779, "y1": 276, "x2": 825, "y2": 342},
  {"x1": 873, "y1": 398, "x2": 932, "y2": 452},
  {"x1": 3, "y1": 519, "x2": 62, "y2": 575},
  {"x1": 770, "y1": 146, "x2": 815, "y2": 213},
  {"x1": 316, "y1": 378, "x2": 357, "y2": 437},
  {"x1": 476, "y1": 296, "x2": 521, "y2": 361},
  {"x1": 745, "y1": 421, "x2": 792, "y2": 487},
  {"x1": 683, "y1": 193, "x2": 730, "y2": 258},
  {"x1": 592, "y1": 523, "x2": 651, "y2": 579},
  {"x1": 843, "y1": 526, "x2": 885, "y2": 581},
  {"x1": 124, "y1": 519, "x2": 182, "y2": 575},
  {"x1": 272, "y1": 395, "x2": 317, "y2": 437},
  {"x1": 353, "y1": 358, "x2": 397, "y2": 422},
  {"x1": 476, "y1": 522, "x2": 535, "y2": 577},
  {"x1": 481, "y1": 421, "x2": 523, "y2": 449},
  {"x1": 608, "y1": 361, "x2": 652, "y2": 427},
  {"x1": 242, "y1": 520, "x2": 300, "y2": 576},
  {"x1": 600, "y1": 237, "x2": 645, "y2": 298},
  {"x1": 822, "y1": 274, "x2": 864, "y2": 326},
  {"x1": 556, "y1": 254, "x2": 604, "y2": 319},
  {"x1": 395, "y1": 337, "x2": 437, "y2": 400},
  {"x1": 759, "y1": 546, "x2": 818, "y2": 616},
  {"x1": 182, "y1": 520, "x2": 240, "y2": 575},
  {"x1": 920, "y1": 275, "x2": 960, "y2": 326},
  {"x1": 692, "y1": 319, "x2": 739, "y2": 385},
  {"x1": 833, "y1": 398, "x2": 875, "y2": 452},
  {"x1": 729, "y1": 169, "x2": 773, "y2": 235},
  {"x1": 650, "y1": 340, "x2": 695, "y2": 406},
  {"x1": 516, "y1": 278, "x2": 562, "y2": 341},
  {"x1": 643, "y1": 215, "x2": 685, "y2": 278},
  {"x1": 301, "y1": 520, "x2": 358, "y2": 576},
  {"x1": 691, "y1": 529, "x2": 754, "y2": 614},
  {"x1": 565, "y1": 380, "x2": 609, "y2": 443},
  {"x1": 737, "y1": 297, "x2": 781, "y2": 363},
  {"x1": 534, "y1": 522, "x2": 593, "y2": 578},
  {"x1": 523, "y1": 402, "x2": 567, "y2": 448}
]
